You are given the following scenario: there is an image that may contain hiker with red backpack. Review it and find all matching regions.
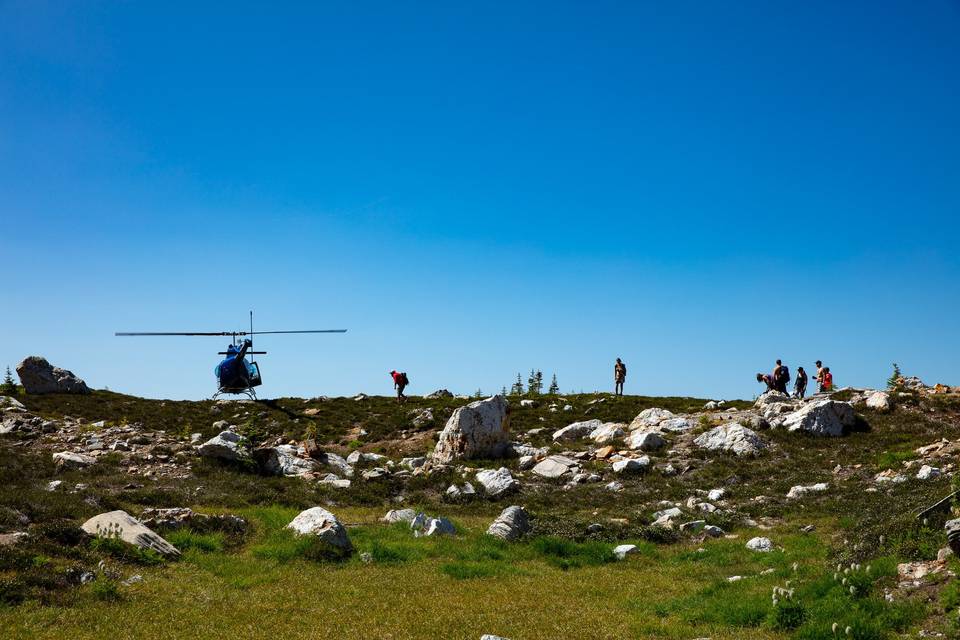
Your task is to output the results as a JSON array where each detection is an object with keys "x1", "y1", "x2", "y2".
[{"x1": 390, "y1": 370, "x2": 409, "y2": 403}]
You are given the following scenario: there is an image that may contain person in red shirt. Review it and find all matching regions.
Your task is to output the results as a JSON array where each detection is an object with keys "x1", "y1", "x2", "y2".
[
  {"x1": 822, "y1": 367, "x2": 833, "y2": 392},
  {"x1": 390, "y1": 370, "x2": 408, "y2": 403}
]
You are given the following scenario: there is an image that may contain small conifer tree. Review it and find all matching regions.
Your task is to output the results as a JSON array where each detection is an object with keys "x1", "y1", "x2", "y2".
[
  {"x1": 510, "y1": 373, "x2": 524, "y2": 396},
  {"x1": 1, "y1": 367, "x2": 16, "y2": 396},
  {"x1": 548, "y1": 373, "x2": 559, "y2": 395},
  {"x1": 887, "y1": 363, "x2": 903, "y2": 389}
]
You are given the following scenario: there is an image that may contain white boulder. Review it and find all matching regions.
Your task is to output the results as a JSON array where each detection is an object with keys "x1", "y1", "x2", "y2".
[
  {"x1": 612, "y1": 457, "x2": 650, "y2": 474},
  {"x1": 916, "y1": 465, "x2": 942, "y2": 481},
  {"x1": 381, "y1": 509, "x2": 417, "y2": 524},
  {"x1": 786, "y1": 482, "x2": 829, "y2": 499},
  {"x1": 197, "y1": 431, "x2": 249, "y2": 462},
  {"x1": 432, "y1": 396, "x2": 510, "y2": 463},
  {"x1": 256, "y1": 444, "x2": 317, "y2": 477},
  {"x1": 52, "y1": 451, "x2": 96, "y2": 469},
  {"x1": 82, "y1": 510, "x2": 180, "y2": 557},
  {"x1": 613, "y1": 544, "x2": 638, "y2": 560},
  {"x1": 746, "y1": 536, "x2": 773, "y2": 552},
  {"x1": 866, "y1": 391, "x2": 892, "y2": 412},
  {"x1": 552, "y1": 419, "x2": 603, "y2": 442},
  {"x1": 776, "y1": 399, "x2": 856, "y2": 437},
  {"x1": 486, "y1": 506, "x2": 531, "y2": 541},
  {"x1": 286, "y1": 507, "x2": 352, "y2": 555},
  {"x1": 475, "y1": 467, "x2": 520, "y2": 497},
  {"x1": 628, "y1": 408, "x2": 675, "y2": 431},
  {"x1": 625, "y1": 430, "x2": 666, "y2": 451},
  {"x1": 694, "y1": 423, "x2": 766, "y2": 456},
  {"x1": 589, "y1": 422, "x2": 627, "y2": 445}
]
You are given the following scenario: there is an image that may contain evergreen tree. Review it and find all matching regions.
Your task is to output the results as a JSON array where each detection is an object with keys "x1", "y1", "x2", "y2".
[
  {"x1": 474, "y1": 388, "x2": 484, "y2": 398},
  {"x1": 887, "y1": 363, "x2": 903, "y2": 389},
  {"x1": 510, "y1": 373, "x2": 524, "y2": 396},
  {"x1": 500, "y1": 386, "x2": 508, "y2": 397},
  {"x1": 527, "y1": 369, "x2": 538, "y2": 395},
  {"x1": 535, "y1": 370, "x2": 543, "y2": 395},
  {"x1": 1, "y1": 367, "x2": 16, "y2": 396},
  {"x1": 548, "y1": 373, "x2": 559, "y2": 395}
]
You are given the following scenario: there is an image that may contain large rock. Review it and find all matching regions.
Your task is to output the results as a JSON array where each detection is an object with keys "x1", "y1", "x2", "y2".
[
  {"x1": 486, "y1": 506, "x2": 531, "y2": 541},
  {"x1": 625, "y1": 430, "x2": 666, "y2": 451},
  {"x1": 286, "y1": 507, "x2": 352, "y2": 556},
  {"x1": 425, "y1": 389, "x2": 453, "y2": 399},
  {"x1": 411, "y1": 513, "x2": 456, "y2": 537},
  {"x1": 658, "y1": 417, "x2": 694, "y2": 433},
  {"x1": 432, "y1": 396, "x2": 510, "y2": 464},
  {"x1": 786, "y1": 482, "x2": 829, "y2": 499},
  {"x1": 627, "y1": 408, "x2": 675, "y2": 431},
  {"x1": 81, "y1": 510, "x2": 180, "y2": 557},
  {"x1": 311, "y1": 451, "x2": 355, "y2": 477},
  {"x1": 255, "y1": 444, "x2": 317, "y2": 477},
  {"x1": 381, "y1": 509, "x2": 417, "y2": 524},
  {"x1": 776, "y1": 399, "x2": 856, "y2": 437},
  {"x1": 552, "y1": 419, "x2": 603, "y2": 442},
  {"x1": 531, "y1": 455, "x2": 580, "y2": 479},
  {"x1": 16, "y1": 357, "x2": 89, "y2": 395},
  {"x1": 196, "y1": 431, "x2": 250, "y2": 462},
  {"x1": 694, "y1": 423, "x2": 766, "y2": 456},
  {"x1": 475, "y1": 467, "x2": 520, "y2": 497}
]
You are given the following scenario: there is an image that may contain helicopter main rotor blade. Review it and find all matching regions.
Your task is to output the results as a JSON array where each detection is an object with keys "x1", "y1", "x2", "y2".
[
  {"x1": 244, "y1": 330, "x2": 347, "y2": 335},
  {"x1": 115, "y1": 332, "x2": 235, "y2": 336},
  {"x1": 115, "y1": 330, "x2": 347, "y2": 336}
]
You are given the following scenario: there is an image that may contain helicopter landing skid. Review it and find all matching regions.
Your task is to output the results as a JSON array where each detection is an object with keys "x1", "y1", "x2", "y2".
[{"x1": 212, "y1": 388, "x2": 258, "y2": 402}]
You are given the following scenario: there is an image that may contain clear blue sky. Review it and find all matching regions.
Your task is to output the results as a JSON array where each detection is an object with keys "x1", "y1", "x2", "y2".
[{"x1": 2, "y1": 1, "x2": 958, "y2": 401}]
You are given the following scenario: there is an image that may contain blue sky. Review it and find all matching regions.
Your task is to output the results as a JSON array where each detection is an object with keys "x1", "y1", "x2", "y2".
[{"x1": 1, "y1": 1, "x2": 958, "y2": 400}]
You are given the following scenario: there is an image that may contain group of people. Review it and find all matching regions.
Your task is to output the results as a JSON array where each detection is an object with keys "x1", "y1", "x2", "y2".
[
  {"x1": 389, "y1": 356, "x2": 835, "y2": 403},
  {"x1": 756, "y1": 359, "x2": 833, "y2": 399}
]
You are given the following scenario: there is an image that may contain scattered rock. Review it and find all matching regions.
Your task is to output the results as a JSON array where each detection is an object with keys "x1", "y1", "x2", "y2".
[
  {"x1": 255, "y1": 444, "x2": 317, "y2": 477},
  {"x1": 746, "y1": 536, "x2": 773, "y2": 552},
  {"x1": 425, "y1": 389, "x2": 453, "y2": 399},
  {"x1": 531, "y1": 455, "x2": 580, "y2": 479},
  {"x1": 612, "y1": 457, "x2": 650, "y2": 474},
  {"x1": 475, "y1": 467, "x2": 520, "y2": 497},
  {"x1": 694, "y1": 423, "x2": 766, "y2": 456},
  {"x1": 552, "y1": 419, "x2": 603, "y2": 442},
  {"x1": 286, "y1": 507, "x2": 352, "y2": 556},
  {"x1": 613, "y1": 544, "x2": 637, "y2": 560},
  {"x1": 81, "y1": 510, "x2": 180, "y2": 557},
  {"x1": 411, "y1": 513, "x2": 455, "y2": 537},
  {"x1": 625, "y1": 430, "x2": 666, "y2": 451},
  {"x1": 590, "y1": 422, "x2": 627, "y2": 445},
  {"x1": 16, "y1": 356, "x2": 90, "y2": 395},
  {"x1": 786, "y1": 482, "x2": 829, "y2": 499},
  {"x1": 628, "y1": 408, "x2": 675, "y2": 431},
  {"x1": 916, "y1": 465, "x2": 942, "y2": 481},
  {"x1": 52, "y1": 451, "x2": 96, "y2": 469},
  {"x1": 866, "y1": 391, "x2": 891, "y2": 412},
  {"x1": 875, "y1": 469, "x2": 907, "y2": 484},
  {"x1": 486, "y1": 506, "x2": 531, "y2": 541},
  {"x1": 381, "y1": 509, "x2": 417, "y2": 524},
  {"x1": 432, "y1": 396, "x2": 510, "y2": 464},
  {"x1": 519, "y1": 399, "x2": 536, "y2": 408}
]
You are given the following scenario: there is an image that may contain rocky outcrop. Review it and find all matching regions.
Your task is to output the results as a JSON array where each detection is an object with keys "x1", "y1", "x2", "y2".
[
  {"x1": 694, "y1": 423, "x2": 766, "y2": 456},
  {"x1": 16, "y1": 357, "x2": 89, "y2": 395},
  {"x1": 486, "y1": 506, "x2": 531, "y2": 541},
  {"x1": 82, "y1": 510, "x2": 180, "y2": 557},
  {"x1": 432, "y1": 396, "x2": 510, "y2": 463},
  {"x1": 475, "y1": 467, "x2": 520, "y2": 497},
  {"x1": 755, "y1": 391, "x2": 791, "y2": 407},
  {"x1": 425, "y1": 389, "x2": 453, "y2": 399},
  {"x1": 286, "y1": 507, "x2": 352, "y2": 556},
  {"x1": 776, "y1": 399, "x2": 856, "y2": 437}
]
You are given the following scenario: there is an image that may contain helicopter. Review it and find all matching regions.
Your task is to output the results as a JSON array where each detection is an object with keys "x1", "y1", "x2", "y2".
[{"x1": 116, "y1": 312, "x2": 346, "y2": 400}]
